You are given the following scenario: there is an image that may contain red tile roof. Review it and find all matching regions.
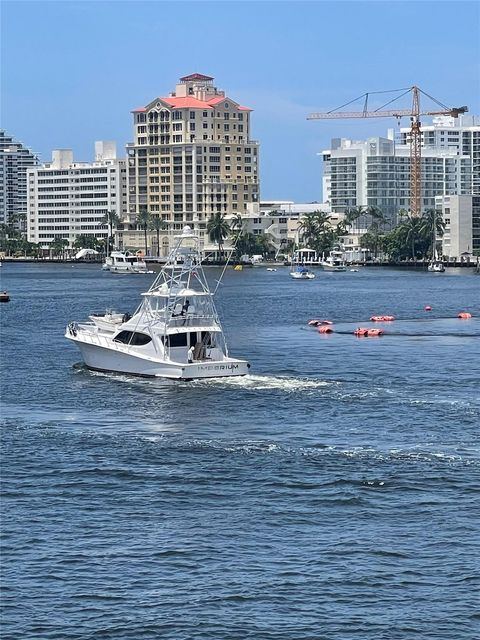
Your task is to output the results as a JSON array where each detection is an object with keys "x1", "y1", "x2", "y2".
[
  {"x1": 160, "y1": 96, "x2": 214, "y2": 109},
  {"x1": 207, "y1": 96, "x2": 226, "y2": 105},
  {"x1": 180, "y1": 73, "x2": 214, "y2": 81},
  {"x1": 132, "y1": 96, "x2": 253, "y2": 112}
]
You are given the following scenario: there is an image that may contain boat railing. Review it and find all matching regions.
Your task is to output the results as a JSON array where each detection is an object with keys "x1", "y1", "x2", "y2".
[
  {"x1": 73, "y1": 324, "x2": 161, "y2": 360},
  {"x1": 143, "y1": 311, "x2": 218, "y2": 328}
]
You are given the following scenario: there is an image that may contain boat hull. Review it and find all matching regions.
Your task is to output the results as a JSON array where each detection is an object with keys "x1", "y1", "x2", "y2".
[{"x1": 67, "y1": 334, "x2": 249, "y2": 379}]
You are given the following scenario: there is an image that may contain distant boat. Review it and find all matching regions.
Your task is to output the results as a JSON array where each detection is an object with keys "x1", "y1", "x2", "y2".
[
  {"x1": 428, "y1": 261, "x2": 445, "y2": 272},
  {"x1": 290, "y1": 265, "x2": 315, "y2": 280},
  {"x1": 103, "y1": 251, "x2": 153, "y2": 274},
  {"x1": 0, "y1": 291, "x2": 10, "y2": 303},
  {"x1": 321, "y1": 250, "x2": 347, "y2": 272},
  {"x1": 289, "y1": 240, "x2": 315, "y2": 279}
]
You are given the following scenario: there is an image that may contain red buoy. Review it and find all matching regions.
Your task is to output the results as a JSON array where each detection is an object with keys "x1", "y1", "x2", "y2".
[
  {"x1": 424, "y1": 305, "x2": 432, "y2": 311},
  {"x1": 318, "y1": 325, "x2": 333, "y2": 334},
  {"x1": 354, "y1": 327, "x2": 369, "y2": 336},
  {"x1": 458, "y1": 312, "x2": 472, "y2": 319}
]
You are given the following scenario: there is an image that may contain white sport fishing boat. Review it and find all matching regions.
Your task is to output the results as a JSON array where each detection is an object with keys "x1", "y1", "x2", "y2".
[
  {"x1": 66, "y1": 226, "x2": 250, "y2": 379},
  {"x1": 102, "y1": 251, "x2": 153, "y2": 274}
]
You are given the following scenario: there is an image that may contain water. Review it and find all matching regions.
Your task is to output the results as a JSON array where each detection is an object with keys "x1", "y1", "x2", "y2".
[{"x1": 1, "y1": 263, "x2": 479, "y2": 639}]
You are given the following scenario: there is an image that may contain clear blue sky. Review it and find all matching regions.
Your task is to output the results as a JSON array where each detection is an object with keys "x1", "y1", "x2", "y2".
[{"x1": 2, "y1": 1, "x2": 479, "y2": 202}]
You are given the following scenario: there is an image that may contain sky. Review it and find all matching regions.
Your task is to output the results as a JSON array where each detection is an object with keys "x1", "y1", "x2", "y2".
[{"x1": 2, "y1": 0, "x2": 479, "y2": 202}]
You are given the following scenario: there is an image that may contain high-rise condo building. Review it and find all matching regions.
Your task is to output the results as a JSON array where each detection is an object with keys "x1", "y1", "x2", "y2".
[
  {"x1": 0, "y1": 130, "x2": 39, "y2": 228},
  {"x1": 125, "y1": 73, "x2": 260, "y2": 252},
  {"x1": 27, "y1": 142, "x2": 127, "y2": 249},
  {"x1": 400, "y1": 115, "x2": 480, "y2": 195},
  {"x1": 322, "y1": 132, "x2": 472, "y2": 223}
]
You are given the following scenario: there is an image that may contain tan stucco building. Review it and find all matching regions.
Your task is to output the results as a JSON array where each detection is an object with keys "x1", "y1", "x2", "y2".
[{"x1": 122, "y1": 73, "x2": 260, "y2": 254}]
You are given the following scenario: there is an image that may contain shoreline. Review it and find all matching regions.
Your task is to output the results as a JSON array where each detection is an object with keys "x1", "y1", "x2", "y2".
[{"x1": 1, "y1": 257, "x2": 478, "y2": 270}]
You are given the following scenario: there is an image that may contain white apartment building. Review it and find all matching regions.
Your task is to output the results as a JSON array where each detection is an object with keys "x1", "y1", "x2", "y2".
[
  {"x1": 0, "y1": 130, "x2": 38, "y2": 228},
  {"x1": 401, "y1": 115, "x2": 480, "y2": 195},
  {"x1": 435, "y1": 194, "x2": 480, "y2": 258},
  {"x1": 27, "y1": 142, "x2": 127, "y2": 249},
  {"x1": 322, "y1": 133, "x2": 471, "y2": 223},
  {"x1": 125, "y1": 73, "x2": 260, "y2": 253}
]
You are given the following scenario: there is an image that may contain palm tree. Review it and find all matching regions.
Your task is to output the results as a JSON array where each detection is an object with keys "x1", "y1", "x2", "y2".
[
  {"x1": 255, "y1": 233, "x2": 274, "y2": 258},
  {"x1": 136, "y1": 210, "x2": 151, "y2": 256},
  {"x1": 419, "y1": 208, "x2": 446, "y2": 259},
  {"x1": 298, "y1": 211, "x2": 333, "y2": 256},
  {"x1": 50, "y1": 237, "x2": 69, "y2": 258},
  {"x1": 342, "y1": 205, "x2": 366, "y2": 233},
  {"x1": 207, "y1": 212, "x2": 230, "y2": 260},
  {"x1": 401, "y1": 215, "x2": 423, "y2": 260},
  {"x1": 230, "y1": 213, "x2": 244, "y2": 233},
  {"x1": 149, "y1": 215, "x2": 168, "y2": 257},
  {"x1": 73, "y1": 234, "x2": 100, "y2": 251},
  {"x1": 99, "y1": 210, "x2": 120, "y2": 257}
]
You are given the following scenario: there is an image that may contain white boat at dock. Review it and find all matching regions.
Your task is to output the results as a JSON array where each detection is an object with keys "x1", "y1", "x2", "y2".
[
  {"x1": 321, "y1": 250, "x2": 347, "y2": 272},
  {"x1": 102, "y1": 251, "x2": 153, "y2": 274},
  {"x1": 66, "y1": 226, "x2": 250, "y2": 379}
]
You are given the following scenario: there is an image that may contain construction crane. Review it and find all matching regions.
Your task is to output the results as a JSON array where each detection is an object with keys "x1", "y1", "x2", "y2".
[{"x1": 308, "y1": 86, "x2": 468, "y2": 217}]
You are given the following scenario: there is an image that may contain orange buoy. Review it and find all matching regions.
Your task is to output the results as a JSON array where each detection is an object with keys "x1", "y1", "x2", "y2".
[
  {"x1": 354, "y1": 327, "x2": 369, "y2": 336},
  {"x1": 382, "y1": 315, "x2": 395, "y2": 322},
  {"x1": 318, "y1": 325, "x2": 333, "y2": 334},
  {"x1": 367, "y1": 328, "x2": 384, "y2": 336},
  {"x1": 424, "y1": 305, "x2": 432, "y2": 311},
  {"x1": 458, "y1": 312, "x2": 472, "y2": 319}
]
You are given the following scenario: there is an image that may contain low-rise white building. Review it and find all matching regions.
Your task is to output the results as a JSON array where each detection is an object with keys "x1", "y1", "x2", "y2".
[{"x1": 27, "y1": 142, "x2": 127, "y2": 249}]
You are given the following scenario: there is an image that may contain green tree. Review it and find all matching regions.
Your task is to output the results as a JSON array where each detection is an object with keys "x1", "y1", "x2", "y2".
[
  {"x1": 419, "y1": 208, "x2": 446, "y2": 259},
  {"x1": 50, "y1": 237, "x2": 69, "y2": 258},
  {"x1": 73, "y1": 234, "x2": 100, "y2": 250},
  {"x1": 136, "y1": 210, "x2": 152, "y2": 256},
  {"x1": 255, "y1": 233, "x2": 274, "y2": 257},
  {"x1": 99, "y1": 209, "x2": 121, "y2": 256},
  {"x1": 234, "y1": 232, "x2": 258, "y2": 261},
  {"x1": 297, "y1": 210, "x2": 333, "y2": 255},
  {"x1": 149, "y1": 215, "x2": 169, "y2": 257},
  {"x1": 207, "y1": 212, "x2": 230, "y2": 259}
]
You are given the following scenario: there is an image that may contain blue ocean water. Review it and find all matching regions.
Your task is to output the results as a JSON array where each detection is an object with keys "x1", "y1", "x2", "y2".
[{"x1": 1, "y1": 263, "x2": 479, "y2": 639}]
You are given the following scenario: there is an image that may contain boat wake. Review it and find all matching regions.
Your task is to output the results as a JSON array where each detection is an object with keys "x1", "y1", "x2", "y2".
[{"x1": 191, "y1": 373, "x2": 336, "y2": 392}]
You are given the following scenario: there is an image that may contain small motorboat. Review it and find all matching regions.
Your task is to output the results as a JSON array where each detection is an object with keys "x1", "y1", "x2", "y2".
[
  {"x1": 266, "y1": 268, "x2": 277, "y2": 272},
  {"x1": 428, "y1": 261, "x2": 445, "y2": 273},
  {"x1": 0, "y1": 291, "x2": 10, "y2": 303}
]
